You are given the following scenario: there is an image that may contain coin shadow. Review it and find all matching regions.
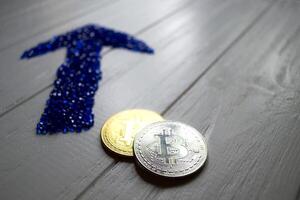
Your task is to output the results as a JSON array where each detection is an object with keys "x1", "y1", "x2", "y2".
[
  {"x1": 133, "y1": 158, "x2": 208, "y2": 188},
  {"x1": 100, "y1": 139, "x2": 134, "y2": 163}
]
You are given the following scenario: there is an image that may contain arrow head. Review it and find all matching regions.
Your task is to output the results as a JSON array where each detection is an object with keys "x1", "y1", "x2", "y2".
[{"x1": 21, "y1": 24, "x2": 154, "y2": 60}]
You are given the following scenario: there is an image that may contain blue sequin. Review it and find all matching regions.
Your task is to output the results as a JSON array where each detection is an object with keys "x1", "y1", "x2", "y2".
[{"x1": 21, "y1": 24, "x2": 154, "y2": 134}]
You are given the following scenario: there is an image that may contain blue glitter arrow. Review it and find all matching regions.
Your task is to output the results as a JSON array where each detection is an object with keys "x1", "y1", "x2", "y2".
[{"x1": 21, "y1": 24, "x2": 154, "y2": 134}]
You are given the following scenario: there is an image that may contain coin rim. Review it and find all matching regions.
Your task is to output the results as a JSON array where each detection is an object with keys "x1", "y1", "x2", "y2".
[
  {"x1": 100, "y1": 109, "x2": 164, "y2": 156},
  {"x1": 133, "y1": 120, "x2": 208, "y2": 177}
]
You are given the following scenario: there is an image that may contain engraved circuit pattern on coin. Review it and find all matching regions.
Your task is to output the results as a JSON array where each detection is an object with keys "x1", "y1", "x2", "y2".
[
  {"x1": 101, "y1": 109, "x2": 164, "y2": 156},
  {"x1": 134, "y1": 121, "x2": 207, "y2": 177}
]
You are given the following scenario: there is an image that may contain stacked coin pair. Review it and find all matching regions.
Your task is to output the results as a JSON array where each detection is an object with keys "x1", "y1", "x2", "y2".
[{"x1": 101, "y1": 109, "x2": 207, "y2": 178}]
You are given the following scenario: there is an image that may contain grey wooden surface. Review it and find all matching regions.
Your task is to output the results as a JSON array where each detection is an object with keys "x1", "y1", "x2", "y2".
[{"x1": 0, "y1": 0, "x2": 300, "y2": 199}]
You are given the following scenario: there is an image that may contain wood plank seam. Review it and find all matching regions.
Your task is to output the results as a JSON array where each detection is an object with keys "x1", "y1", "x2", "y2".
[
  {"x1": 0, "y1": 85, "x2": 52, "y2": 119},
  {"x1": 0, "y1": 0, "x2": 119, "y2": 52},
  {"x1": 71, "y1": 1, "x2": 278, "y2": 199},
  {"x1": 0, "y1": 0, "x2": 194, "y2": 119},
  {"x1": 73, "y1": 161, "x2": 118, "y2": 200},
  {"x1": 160, "y1": 0, "x2": 277, "y2": 117}
]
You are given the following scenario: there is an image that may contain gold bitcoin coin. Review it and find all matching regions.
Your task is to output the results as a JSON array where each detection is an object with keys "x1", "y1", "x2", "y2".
[{"x1": 101, "y1": 109, "x2": 164, "y2": 156}]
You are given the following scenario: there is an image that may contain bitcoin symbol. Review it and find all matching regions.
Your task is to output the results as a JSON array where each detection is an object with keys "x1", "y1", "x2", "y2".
[
  {"x1": 155, "y1": 129, "x2": 188, "y2": 164},
  {"x1": 119, "y1": 120, "x2": 147, "y2": 146},
  {"x1": 134, "y1": 121, "x2": 208, "y2": 177}
]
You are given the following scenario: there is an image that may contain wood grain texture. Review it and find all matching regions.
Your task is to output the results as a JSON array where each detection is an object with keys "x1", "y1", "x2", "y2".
[
  {"x1": 76, "y1": 1, "x2": 300, "y2": 200},
  {"x1": 0, "y1": 0, "x2": 273, "y2": 199},
  {"x1": 0, "y1": 0, "x2": 115, "y2": 50},
  {"x1": 0, "y1": 0, "x2": 190, "y2": 116},
  {"x1": 0, "y1": 0, "x2": 54, "y2": 20}
]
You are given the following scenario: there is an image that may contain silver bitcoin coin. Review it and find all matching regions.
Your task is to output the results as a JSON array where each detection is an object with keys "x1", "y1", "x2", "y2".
[{"x1": 133, "y1": 121, "x2": 207, "y2": 177}]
